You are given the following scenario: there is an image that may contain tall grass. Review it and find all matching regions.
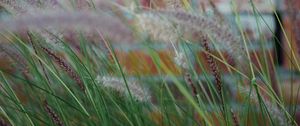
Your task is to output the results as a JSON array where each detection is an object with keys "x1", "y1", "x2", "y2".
[{"x1": 0, "y1": 0, "x2": 298, "y2": 125}]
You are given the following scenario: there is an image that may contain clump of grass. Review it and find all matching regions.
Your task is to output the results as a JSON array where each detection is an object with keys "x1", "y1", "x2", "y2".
[
  {"x1": 0, "y1": 0, "x2": 298, "y2": 125},
  {"x1": 134, "y1": 9, "x2": 248, "y2": 74}
]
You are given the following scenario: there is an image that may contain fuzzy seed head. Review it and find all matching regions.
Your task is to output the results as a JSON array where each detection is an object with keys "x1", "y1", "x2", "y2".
[
  {"x1": 96, "y1": 76, "x2": 151, "y2": 102},
  {"x1": 174, "y1": 52, "x2": 189, "y2": 70},
  {"x1": 135, "y1": 12, "x2": 180, "y2": 43}
]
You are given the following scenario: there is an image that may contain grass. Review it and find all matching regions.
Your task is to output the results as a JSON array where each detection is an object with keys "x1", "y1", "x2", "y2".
[{"x1": 0, "y1": 0, "x2": 299, "y2": 125}]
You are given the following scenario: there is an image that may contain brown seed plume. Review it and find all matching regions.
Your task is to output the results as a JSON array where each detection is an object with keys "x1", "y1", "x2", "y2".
[
  {"x1": 41, "y1": 47, "x2": 85, "y2": 91},
  {"x1": 198, "y1": 34, "x2": 225, "y2": 115},
  {"x1": 43, "y1": 100, "x2": 64, "y2": 126},
  {"x1": 201, "y1": 37, "x2": 222, "y2": 96},
  {"x1": 27, "y1": 32, "x2": 51, "y2": 84},
  {"x1": 184, "y1": 72, "x2": 197, "y2": 96}
]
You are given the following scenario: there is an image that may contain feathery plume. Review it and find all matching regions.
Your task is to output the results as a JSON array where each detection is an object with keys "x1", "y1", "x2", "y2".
[
  {"x1": 146, "y1": 10, "x2": 243, "y2": 58},
  {"x1": 43, "y1": 100, "x2": 64, "y2": 126},
  {"x1": 41, "y1": 47, "x2": 85, "y2": 91},
  {"x1": 96, "y1": 76, "x2": 151, "y2": 102},
  {"x1": 201, "y1": 36, "x2": 222, "y2": 97},
  {"x1": 0, "y1": 9, "x2": 134, "y2": 43},
  {"x1": 156, "y1": 10, "x2": 245, "y2": 60},
  {"x1": 136, "y1": 10, "x2": 229, "y2": 108},
  {"x1": 174, "y1": 52, "x2": 189, "y2": 70},
  {"x1": 135, "y1": 11, "x2": 180, "y2": 43},
  {"x1": 135, "y1": 10, "x2": 248, "y2": 73},
  {"x1": 184, "y1": 72, "x2": 197, "y2": 96}
]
